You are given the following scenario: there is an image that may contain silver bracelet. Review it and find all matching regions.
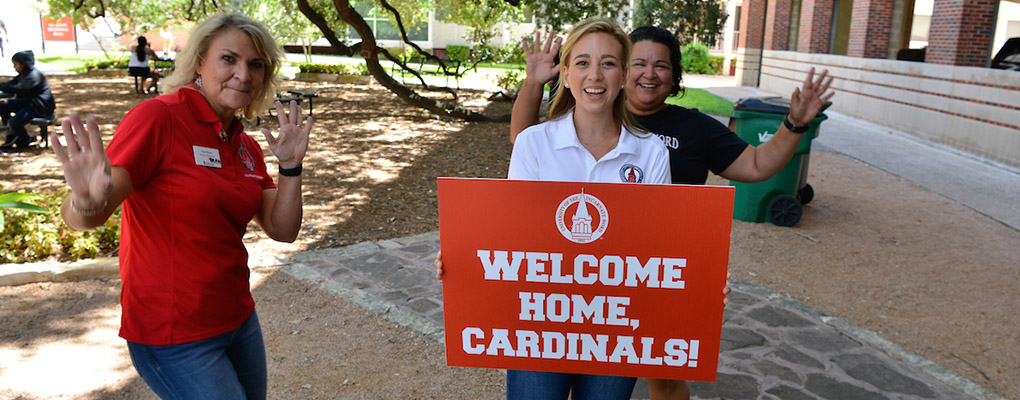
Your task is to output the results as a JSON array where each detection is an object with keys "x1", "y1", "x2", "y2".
[{"x1": 71, "y1": 199, "x2": 107, "y2": 217}]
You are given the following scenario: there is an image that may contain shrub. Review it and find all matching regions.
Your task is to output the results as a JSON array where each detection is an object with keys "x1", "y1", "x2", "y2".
[
  {"x1": 490, "y1": 43, "x2": 525, "y2": 64},
  {"x1": 446, "y1": 45, "x2": 471, "y2": 62},
  {"x1": 494, "y1": 69, "x2": 525, "y2": 91},
  {"x1": 385, "y1": 46, "x2": 422, "y2": 61},
  {"x1": 680, "y1": 43, "x2": 717, "y2": 75},
  {"x1": 0, "y1": 189, "x2": 120, "y2": 263},
  {"x1": 84, "y1": 56, "x2": 129, "y2": 70},
  {"x1": 296, "y1": 62, "x2": 370, "y2": 76},
  {"x1": 709, "y1": 55, "x2": 725, "y2": 75}
]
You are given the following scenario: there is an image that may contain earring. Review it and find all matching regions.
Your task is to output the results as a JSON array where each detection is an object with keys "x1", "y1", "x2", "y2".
[
  {"x1": 564, "y1": 82, "x2": 570, "y2": 88},
  {"x1": 195, "y1": 77, "x2": 203, "y2": 89}
]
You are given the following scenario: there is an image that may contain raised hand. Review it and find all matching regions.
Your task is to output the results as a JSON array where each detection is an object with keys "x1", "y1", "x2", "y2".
[
  {"x1": 789, "y1": 67, "x2": 835, "y2": 126},
  {"x1": 262, "y1": 100, "x2": 313, "y2": 169},
  {"x1": 51, "y1": 111, "x2": 112, "y2": 211},
  {"x1": 521, "y1": 30, "x2": 562, "y2": 86}
]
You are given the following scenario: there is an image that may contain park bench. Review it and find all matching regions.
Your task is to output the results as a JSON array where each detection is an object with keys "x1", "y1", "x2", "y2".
[
  {"x1": 268, "y1": 93, "x2": 303, "y2": 118},
  {"x1": 285, "y1": 89, "x2": 318, "y2": 116},
  {"x1": 268, "y1": 89, "x2": 319, "y2": 118},
  {"x1": 0, "y1": 115, "x2": 56, "y2": 149},
  {"x1": 392, "y1": 56, "x2": 462, "y2": 89},
  {"x1": 129, "y1": 58, "x2": 174, "y2": 95},
  {"x1": 29, "y1": 116, "x2": 56, "y2": 148}
]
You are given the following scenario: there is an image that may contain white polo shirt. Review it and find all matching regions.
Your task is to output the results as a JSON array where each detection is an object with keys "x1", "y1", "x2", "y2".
[{"x1": 509, "y1": 110, "x2": 671, "y2": 184}]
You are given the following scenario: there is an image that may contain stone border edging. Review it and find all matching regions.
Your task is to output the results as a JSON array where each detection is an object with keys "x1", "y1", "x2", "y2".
[
  {"x1": 730, "y1": 280, "x2": 1004, "y2": 400},
  {"x1": 0, "y1": 257, "x2": 120, "y2": 286}
]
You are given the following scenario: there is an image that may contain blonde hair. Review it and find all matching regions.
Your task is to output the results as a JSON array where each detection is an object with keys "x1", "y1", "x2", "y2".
[
  {"x1": 548, "y1": 18, "x2": 644, "y2": 135},
  {"x1": 163, "y1": 14, "x2": 283, "y2": 120}
]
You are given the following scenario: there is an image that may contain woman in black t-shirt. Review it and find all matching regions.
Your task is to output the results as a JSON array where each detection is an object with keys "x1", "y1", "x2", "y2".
[{"x1": 511, "y1": 26, "x2": 834, "y2": 186}]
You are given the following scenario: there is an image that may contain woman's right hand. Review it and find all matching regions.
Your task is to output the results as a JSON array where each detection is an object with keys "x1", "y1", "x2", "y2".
[
  {"x1": 521, "y1": 31, "x2": 561, "y2": 87},
  {"x1": 51, "y1": 111, "x2": 113, "y2": 210},
  {"x1": 434, "y1": 250, "x2": 445, "y2": 280}
]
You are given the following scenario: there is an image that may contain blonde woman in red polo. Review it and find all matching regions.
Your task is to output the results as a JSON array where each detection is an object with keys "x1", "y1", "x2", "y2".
[{"x1": 51, "y1": 14, "x2": 312, "y2": 399}]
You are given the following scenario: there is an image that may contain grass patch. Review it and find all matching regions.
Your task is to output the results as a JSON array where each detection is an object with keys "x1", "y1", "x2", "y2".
[
  {"x1": 666, "y1": 88, "x2": 734, "y2": 116},
  {"x1": 35, "y1": 54, "x2": 109, "y2": 72},
  {"x1": 470, "y1": 61, "x2": 525, "y2": 70}
]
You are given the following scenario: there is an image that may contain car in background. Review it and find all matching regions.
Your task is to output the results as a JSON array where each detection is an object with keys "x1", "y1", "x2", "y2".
[{"x1": 991, "y1": 37, "x2": 1020, "y2": 70}]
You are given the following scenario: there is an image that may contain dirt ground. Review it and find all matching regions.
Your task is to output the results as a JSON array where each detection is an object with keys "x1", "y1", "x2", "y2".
[{"x1": 1, "y1": 75, "x2": 1017, "y2": 399}]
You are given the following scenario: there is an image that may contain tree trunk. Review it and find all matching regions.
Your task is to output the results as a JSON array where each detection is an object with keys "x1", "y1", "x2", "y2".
[{"x1": 294, "y1": 0, "x2": 500, "y2": 122}]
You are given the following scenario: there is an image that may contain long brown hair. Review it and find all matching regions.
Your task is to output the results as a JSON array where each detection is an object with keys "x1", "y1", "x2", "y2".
[{"x1": 547, "y1": 18, "x2": 645, "y2": 135}]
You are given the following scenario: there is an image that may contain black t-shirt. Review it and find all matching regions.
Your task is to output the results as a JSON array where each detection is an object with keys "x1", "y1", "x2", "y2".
[{"x1": 635, "y1": 104, "x2": 748, "y2": 185}]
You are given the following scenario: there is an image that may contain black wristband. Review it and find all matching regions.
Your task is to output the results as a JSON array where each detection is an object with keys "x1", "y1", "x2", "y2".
[
  {"x1": 783, "y1": 115, "x2": 810, "y2": 134},
  {"x1": 279, "y1": 164, "x2": 302, "y2": 177}
]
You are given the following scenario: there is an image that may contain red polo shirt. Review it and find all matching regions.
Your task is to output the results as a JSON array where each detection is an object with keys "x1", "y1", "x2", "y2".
[{"x1": 107, "y1": 86, "x2": 275, "y2": 345}]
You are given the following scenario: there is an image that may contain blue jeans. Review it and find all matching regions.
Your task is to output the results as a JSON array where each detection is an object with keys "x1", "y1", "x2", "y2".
[
  {"x1": 0, "y1": 98, "x2": 36, "y2": 146},
  {"x1": 507, "y1": 370, "x2": 637, "y2": 400},
  {"x1": 127, "y1": 310, "x2": 267, "y2": 400}
]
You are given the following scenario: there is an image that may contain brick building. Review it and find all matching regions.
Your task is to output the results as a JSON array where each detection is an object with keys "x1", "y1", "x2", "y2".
[{"x1": 731, "y1": 0, "x2": 1020, "y2": 168}]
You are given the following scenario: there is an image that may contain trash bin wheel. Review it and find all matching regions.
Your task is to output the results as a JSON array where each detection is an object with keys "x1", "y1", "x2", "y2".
[
  {"x1": 768, "y1": 194, "x2": 802, "y2": 227},
  {"x1": 797, "y1": 184, "x2": 814, "y2": 205}
]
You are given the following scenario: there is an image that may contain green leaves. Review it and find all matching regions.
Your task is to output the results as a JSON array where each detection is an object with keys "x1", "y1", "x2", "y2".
[
  {"x1": 0, "y1": 193, "x2": 49, "y2": 232},
  {"x1": 633, "y1": 0, "x2": 728, "y2": 48},
  {"x1": 0, "y1": 190, "x2": 120, "y2": 263}
]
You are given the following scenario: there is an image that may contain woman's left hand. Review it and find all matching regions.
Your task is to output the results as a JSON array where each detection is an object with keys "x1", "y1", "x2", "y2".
[
  {"x1": 262, "y1": 100, "x2": 313, "y2": 169},
  {"x1": 788, "y1": 67, "x2": 835, "y2": 126}
]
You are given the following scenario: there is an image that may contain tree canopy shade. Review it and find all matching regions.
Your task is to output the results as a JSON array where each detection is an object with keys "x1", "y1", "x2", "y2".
[
  {"x1": 45, "y1": 0, "x2": 727, "y2": 121},
  {"x1": 633, "y1": 0, "x2": 728, "y2": 48}
]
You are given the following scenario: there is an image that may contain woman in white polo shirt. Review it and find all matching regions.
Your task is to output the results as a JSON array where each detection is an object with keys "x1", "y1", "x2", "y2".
[
  {"x1": 507, "y1": 18, "x2": 669, "y2": 187},
  {"x1": 438, "y1": 17, "x2": 671, "y2": 400},
  {"x1": 504, "y1": 17, "x2": 668, "y2": 399}
]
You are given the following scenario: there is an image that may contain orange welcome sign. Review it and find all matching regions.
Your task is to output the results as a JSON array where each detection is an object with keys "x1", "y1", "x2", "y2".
[{"x1": 438, "y1": 178, "x2": 735, "y2": 381}]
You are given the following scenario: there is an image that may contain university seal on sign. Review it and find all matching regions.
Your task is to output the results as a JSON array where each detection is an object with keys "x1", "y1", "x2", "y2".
[
  {"x1": 620, "y1": 164, "x2": 644, "y2": 183},
  {"x1": 555, "y1": 189, "x2": 609, "y2": 244}
]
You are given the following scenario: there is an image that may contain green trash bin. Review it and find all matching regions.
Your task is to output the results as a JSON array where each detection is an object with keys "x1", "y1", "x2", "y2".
[{"x1": 728, "y1": 97, "x2": 828, "y2": 227}]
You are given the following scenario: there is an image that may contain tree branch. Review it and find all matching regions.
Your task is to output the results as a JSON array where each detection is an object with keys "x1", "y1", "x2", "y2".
[
  {"x1": 296, "y1": 0, "x2": 358, "y2": 55},
  {"x1": 376, "y1": 0, "x2": 458, "y2": 76},
  {"x1": 327, "y1": 0, "x2": 495, "y2": 121}
]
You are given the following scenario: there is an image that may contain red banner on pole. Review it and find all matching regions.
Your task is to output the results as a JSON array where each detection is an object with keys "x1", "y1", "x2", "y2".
[
  {"x1": 438, "y1": 178, "x2": 734, "y2": 381},
  {"x1": 43, "y1": 17, "x2": 75, "y2": 42}
]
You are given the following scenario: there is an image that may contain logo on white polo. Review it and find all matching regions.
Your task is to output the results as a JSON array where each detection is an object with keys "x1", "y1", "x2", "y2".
[
  {"x1": 555, "y1": 189, "x2": 609, "y2": 244},
  {"x1": 619, "y1": 164, "x2": 644, "y2": 183}
]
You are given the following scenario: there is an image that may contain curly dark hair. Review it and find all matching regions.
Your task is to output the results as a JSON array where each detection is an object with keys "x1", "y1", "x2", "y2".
[{"x1": 629, "y1": 26, "x2": 684, "y2": 96}]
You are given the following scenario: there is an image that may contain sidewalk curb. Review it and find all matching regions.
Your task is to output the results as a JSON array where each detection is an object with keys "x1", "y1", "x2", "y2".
[{"x1": 0, "y1": 257, "x2": 119, "y2": 286}]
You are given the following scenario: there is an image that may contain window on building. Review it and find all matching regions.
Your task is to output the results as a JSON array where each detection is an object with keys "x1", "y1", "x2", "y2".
[
  {"x1": 789, "y1": 0, "x2": 802, "y2": 51},
  {"x1": 908, "y1": 0, "x2": 934, "y2": 48},
  {"x1": 732, "y1": 5, "x2": 741, "y2": 51},
  {"x1": 347, "y1": 4, "x2": 430, "y2": 42}
]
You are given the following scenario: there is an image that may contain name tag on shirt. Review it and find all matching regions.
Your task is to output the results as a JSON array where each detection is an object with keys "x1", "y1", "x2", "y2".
[{"x1": 193, "y1": 146, "x2": 222, "y2": 168}]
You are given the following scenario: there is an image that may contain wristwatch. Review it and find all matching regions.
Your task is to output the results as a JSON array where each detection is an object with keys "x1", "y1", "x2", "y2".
[{"x1": 783, "y1": 115, "x2": 810, "y2": 134}]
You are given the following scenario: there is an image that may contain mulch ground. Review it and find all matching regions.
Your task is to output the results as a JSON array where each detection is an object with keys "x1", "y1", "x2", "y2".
[{"x1": 0, "y1": 74, "x2": 514, "y2": 262}]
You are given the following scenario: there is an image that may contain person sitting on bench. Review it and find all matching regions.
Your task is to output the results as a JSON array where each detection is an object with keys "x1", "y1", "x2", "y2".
[
  {"x1": 0, "y1": 50, "x2": 55, "y2": 149},
  {"x1": 128, "y1": 36, "x2": 162, "y2": 94}
]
